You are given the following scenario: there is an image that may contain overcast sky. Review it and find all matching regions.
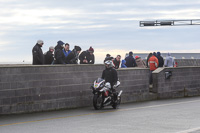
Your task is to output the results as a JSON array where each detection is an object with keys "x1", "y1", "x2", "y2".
[{"x1": 0, "y1": 0, "x2": 200, "y2": 63}]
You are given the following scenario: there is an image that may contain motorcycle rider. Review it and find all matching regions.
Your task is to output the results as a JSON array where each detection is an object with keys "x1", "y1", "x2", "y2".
[{"x1": 102, "y1": 60, "x2": 118, "y2": 101}]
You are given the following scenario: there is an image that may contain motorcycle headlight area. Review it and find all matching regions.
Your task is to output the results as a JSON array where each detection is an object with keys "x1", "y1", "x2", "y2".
[{"x1": 100, "y1": 84, "x2": 104, "y2": 88}]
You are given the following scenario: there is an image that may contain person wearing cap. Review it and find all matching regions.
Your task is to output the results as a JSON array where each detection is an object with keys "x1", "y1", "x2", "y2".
[
  {"x1": 44, "y1": 46, "x2": 54, "y2": 64},
  {"x1": 157, "y1": 52, "x2": 164, "y2": 67},
  {"x1": 135, "y1": 56, "x2": 146, "y2": 68},
  {"x1": 54, "y1": 40, "x2": 66, "y2": 64},
  {"x1": 79, "y1": 46, "x2": 95, "y2": 64},
  {"x1": 125, "y1": 51, "x2": 137, "y2": 67},
  {"x1": 32, "y1": 40, "x2": 44, "y2": 65},
  {"x1": 66, "y1": 45, "x2": 82, "y2": 64}
]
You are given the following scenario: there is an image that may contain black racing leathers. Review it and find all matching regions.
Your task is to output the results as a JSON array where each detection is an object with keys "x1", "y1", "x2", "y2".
[{"x1": 101, "y1": 67, "x2": 118, "y2": 88}]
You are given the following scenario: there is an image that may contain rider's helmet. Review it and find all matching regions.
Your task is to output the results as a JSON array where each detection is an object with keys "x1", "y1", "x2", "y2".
[
  {"x1": 105, "y1": 82, "x2": 111, "y2": 89},
  {"x1": 104, "y1": 60, "x2": 113, "y2": 68}
]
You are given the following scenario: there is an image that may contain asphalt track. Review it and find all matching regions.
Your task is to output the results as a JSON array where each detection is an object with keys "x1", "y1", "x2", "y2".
[{"x1": 1, "y1": 97, "x2": 200, "y2": 133}]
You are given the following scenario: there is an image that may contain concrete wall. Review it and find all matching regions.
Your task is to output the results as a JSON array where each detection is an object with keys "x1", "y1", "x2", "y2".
[
  {"x1": 152, "y1": 66, "x2": 200, "y2": 99},
  {"x1": 0, "y1": 65, "x2": 151, "y2": 115},
  {"x1": 175, "y1": 59, "x2": 200, "y2": 66},
  {"x1": 1, "y1": 63, "x2": 200, "y2": 115},
  {"x1": 143, "y1": 59, "x2": 200, "y2": 67}
]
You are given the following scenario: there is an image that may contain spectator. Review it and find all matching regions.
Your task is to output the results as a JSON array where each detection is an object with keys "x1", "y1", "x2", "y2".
[
  {"x1": 32, "y1": 40, "x2": 44, "y2": 65},
  {"x1": 63, "y1": 43, "x2": 71, "y2": 57},
  {"x1": 148, "y1": 53, "x2": 159, "y2": 85},
  {"x1": 54, "y1": 40, "x2": 65, "y2": 64},
  {"x1": 153, "y1": 52, "x2": 157, "y2": 57},
  {"x1": 104, "y1": 54, "x2": 114, "y2": 63},
  {"x1": 146, "y1": 53, "x2": 153, "y2": 68},
  {"x1": 113, "y1": 55, "x2": 121, "y2": 69},
  {"x1": 66, "y1": 46, "x2": 82, "y2": 64},
  {"x1": 125, "y1": 51, "x2": 137, "y2": 67},
  {"x1": 164, "y1": 53, "x2": 175, "y2": 67},
  {"x1": 135, "y1": 56, "x2": 146, "y2": 68},
  {"x1": 157, "y1": 52, "x2": 164, "y2": 67},
  {"x1": 121, "y1": 60, "x2": 127, "y2": 68},
  {"x1": 79, "y1": 46, "x2": 95, "y2": 64},
  {"x1": 44, "y1": 46, "x2": 54, "y2": 64}
]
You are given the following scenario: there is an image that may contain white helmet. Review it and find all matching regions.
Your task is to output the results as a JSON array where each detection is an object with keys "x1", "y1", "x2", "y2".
[
  {"x1": 105, "y1": 82, "x2": 111, "y2": 89},
  {"x1": 104, "y1": 60, "x2": 113, "y2": 68}
]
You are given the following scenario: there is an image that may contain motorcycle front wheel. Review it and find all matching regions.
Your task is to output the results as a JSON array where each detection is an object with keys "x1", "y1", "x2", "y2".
[
  {"x1": 93, "y1": 94, "x2": 103, "y2": 110},
  {"x1": 112, "y1": 96, "x2": 121, "y2": 109}
]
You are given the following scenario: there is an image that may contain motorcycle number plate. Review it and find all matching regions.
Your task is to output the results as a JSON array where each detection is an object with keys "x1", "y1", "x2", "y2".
[{"x1": 95, "y1": 84, "x2": 98, "y2": 88}]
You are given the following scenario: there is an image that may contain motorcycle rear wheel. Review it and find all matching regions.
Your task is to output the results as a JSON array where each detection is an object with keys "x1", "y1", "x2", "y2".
[{"x1": 93, "y1": 94, "x2": 103, "y2": 110}]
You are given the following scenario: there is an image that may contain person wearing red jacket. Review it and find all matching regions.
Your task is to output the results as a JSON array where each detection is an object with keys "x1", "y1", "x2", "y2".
[{"x1": 148, "y1": 53, "x2": 159, "y2": 85}]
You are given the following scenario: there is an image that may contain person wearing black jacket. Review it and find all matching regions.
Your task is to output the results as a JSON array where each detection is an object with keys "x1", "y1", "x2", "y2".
[
  {"x1": 54, "y1": 40, "x2": 65, "y2": 64},
  {"x1": 157, "y1": 52, "x2": 164, "y2": 67},
  {"x1": 102, "y1": 60, "x2": 118, "y2": 89},
  {"x1": 125, "y1": 51, "x2": 137, "y2": 67},
  {"x1": 44, "y1": 46, "x2": 54, "y2": 64},
  {"x1": 32, "y1": 40, "x2": 44, "y2": 65},
  {"x1": 66, "y1": 46, "x2": 81, "y2": 64},
  {"x1": 79, "y1": 47, "x2": 95, "y2": 64}
]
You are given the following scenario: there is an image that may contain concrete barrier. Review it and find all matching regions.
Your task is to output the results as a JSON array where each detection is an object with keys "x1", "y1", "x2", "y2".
[
  {"x1": 1, "y1": 64, "x2": 200, "y2": 115},
  {"x1": 0, "y1": 65, "x2": 151, "y2": 114},
  {"x1": 175, "y1": 59, "x2": 200, "y2": 66},
  {"x1": 152, "y1": 66, "x2": 200, "y2": 99}
]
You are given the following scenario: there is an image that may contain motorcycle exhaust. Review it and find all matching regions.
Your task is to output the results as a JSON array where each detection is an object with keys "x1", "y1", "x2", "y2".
[{"x1": 118, "y1": 90, "x2": 123, "y2": 97}]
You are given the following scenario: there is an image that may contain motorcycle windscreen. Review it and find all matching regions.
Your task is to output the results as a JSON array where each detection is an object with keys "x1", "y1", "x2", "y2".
[{"x1": 96, "y1": 78, "x2": 104, "y2": 83}]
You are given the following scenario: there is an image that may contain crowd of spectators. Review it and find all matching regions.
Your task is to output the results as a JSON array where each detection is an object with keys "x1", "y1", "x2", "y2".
[
  {"x1": 32, "y1": 39, "x2": 177, "y2": 89},
  {"x1": 32, "y1": 40, "x2": 94, "y2": 65}
]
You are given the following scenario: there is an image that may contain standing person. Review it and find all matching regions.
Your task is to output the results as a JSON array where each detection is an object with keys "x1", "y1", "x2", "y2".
[
  {"x1": 104, "y1": 54, "x2": 114, "y2": 63},
  {"x1": 44, "y1": 46, "x2": 54, "y2": 64},
  {"x1": 135, "y1": 56, "x2": 146, "y2": 68},
  {"x1": 156, "y1": 52, "x2": 164, "y2": 67},
  {"x1": 125, "y1": 51, "x2": 137, "y2": 67},
  {"x1": 79, "y1": 46, "x2": 95, "y2": 64},
  {"x1": 153, "y1": 52, "x2": 157, "y2": 57},
  {"x1": 66, "y1": 46, "x2": 82, "y2": 64},
  {"x1": 164, "y1": 53, "x2": 175, "y2": 67},
  {"x1": 54, "y1": 40, "x2": 65, "y2": 64},
  {"x1": 146, "y1": 53, "x2": 153, "y2": 68},
  {"x1": 32, "y1": 40, "x2": 44, "y2": 65},
  {"x1": 148, "y1": 53, "x2": 159, "y2": 85},
  {"x1": 113, "y1": 55, "x2": 121, "y2": 69},
  {"x1": 63, "y1": 43, "x2": 71, "y2": 57},
  {"x1": 121, "y1": 60, "x2": 127, "y2": 68}
]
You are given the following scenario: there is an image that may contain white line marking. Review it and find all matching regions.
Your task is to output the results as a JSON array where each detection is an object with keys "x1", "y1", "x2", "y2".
[{"x1": 176, "y1": 127, "x2": 200, "y2": 133}]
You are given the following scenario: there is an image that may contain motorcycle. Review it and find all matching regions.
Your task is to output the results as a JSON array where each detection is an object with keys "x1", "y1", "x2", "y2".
[{"x1": 91, "y1": 78, "x2": 123, "y2": 110}]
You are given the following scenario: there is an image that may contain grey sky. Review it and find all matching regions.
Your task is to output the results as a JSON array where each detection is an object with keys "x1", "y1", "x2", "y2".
[{"x1": 0, "y1": 0, "x2": 200, "y2": 63}]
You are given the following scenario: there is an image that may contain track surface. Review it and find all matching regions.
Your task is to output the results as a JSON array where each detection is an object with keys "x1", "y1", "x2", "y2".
[{"x1": 1, "y1": 97, "x2": 200, "y2": 133}]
